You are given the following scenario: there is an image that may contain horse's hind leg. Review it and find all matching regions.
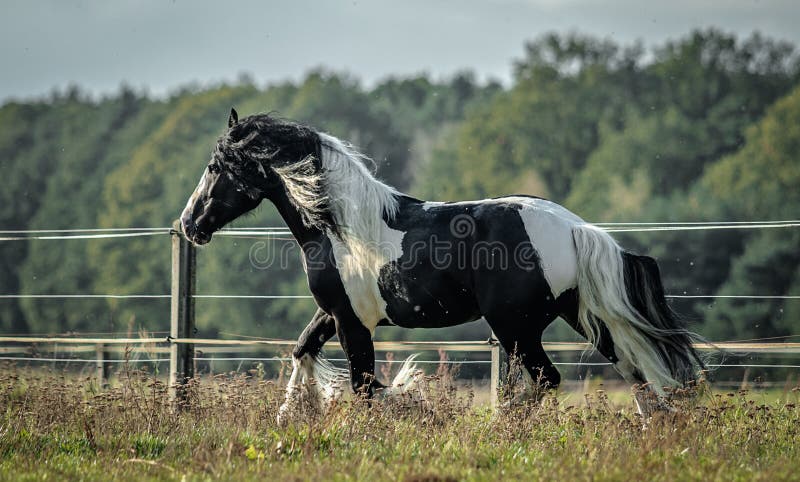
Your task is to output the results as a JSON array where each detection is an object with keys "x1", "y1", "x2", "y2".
[
  {"x1": 486, "y1": 316, "x2": 560, "y2": 404},
  {"x1": 278, "y1": 308, "x2": 343, "y2": 425}
]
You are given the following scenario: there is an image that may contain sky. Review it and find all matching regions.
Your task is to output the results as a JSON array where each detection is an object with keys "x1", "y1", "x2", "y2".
[{"x1": 1, "y1": 0, "x2": 798, "y2": 103}]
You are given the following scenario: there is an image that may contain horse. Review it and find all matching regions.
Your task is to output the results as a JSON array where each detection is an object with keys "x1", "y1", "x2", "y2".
[{"x1": 180, "y1": 108, "x2": 704, "y2": 421}]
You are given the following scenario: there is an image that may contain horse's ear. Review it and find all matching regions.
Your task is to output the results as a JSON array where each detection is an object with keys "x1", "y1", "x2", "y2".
[{"x1": 228, "y1": 108, "x2": 239, "y2": 128}]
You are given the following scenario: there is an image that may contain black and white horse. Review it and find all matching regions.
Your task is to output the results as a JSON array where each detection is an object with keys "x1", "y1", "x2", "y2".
[{"x1": 180, "y1": 109, "x2": 703, "y2": 420}]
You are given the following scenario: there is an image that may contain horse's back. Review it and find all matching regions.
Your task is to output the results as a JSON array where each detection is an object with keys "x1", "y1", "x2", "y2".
[
  {"x1": 467, "y1": 197, "x2": 582, "y2": 317},
  {"x1": 380, "y1": 195, "x2": 583, "y2": 326}
]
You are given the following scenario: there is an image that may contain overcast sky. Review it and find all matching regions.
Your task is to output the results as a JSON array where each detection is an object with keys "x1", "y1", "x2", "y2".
[{"x1": 1, "y1": 0, "x2": 798, "y2": 103}]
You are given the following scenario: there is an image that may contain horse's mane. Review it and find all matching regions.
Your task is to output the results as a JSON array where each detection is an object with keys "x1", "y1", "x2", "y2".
[{"x1": 221, "y1": 114, "x2": 400, "y2": 249}]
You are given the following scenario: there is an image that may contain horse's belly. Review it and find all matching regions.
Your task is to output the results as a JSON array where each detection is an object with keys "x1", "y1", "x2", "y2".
[{"x1": 378, "y1": 268, "x2": 481, "y2": 328}]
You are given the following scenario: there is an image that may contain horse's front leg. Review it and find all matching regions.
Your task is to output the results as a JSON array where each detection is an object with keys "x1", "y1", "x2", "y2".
[
  {"x1": 336, "y1": 316, "x2": 425, "y2": 401},
  {"x1": 278, "y1": 308, "x2": 343, "y2": 425},
  {"x1": 334, "y1": 312, "x2": 383, "y2": 396},
  {"x1": 333, "y1": 313, "x2": 423, "y2": 403}
]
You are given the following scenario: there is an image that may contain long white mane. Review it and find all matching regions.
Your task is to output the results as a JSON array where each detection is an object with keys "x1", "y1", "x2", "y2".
[{"x1": 273, "y1": 132, "x2": 400, "y2": 249}]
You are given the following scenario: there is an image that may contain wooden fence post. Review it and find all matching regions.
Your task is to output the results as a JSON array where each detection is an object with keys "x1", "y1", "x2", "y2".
[
  {"x1": 169, "y1": 220, "x2": 196, "y2": 402},
  {"x1": 490, "y1": 339, "x2": 500, "y2": 408},
  {"x1": 95, "y1": 343, "x2": 110, "y2": 389},
  {"x1": 489, "y1": 331, "x2": 509, "y2": 409}
]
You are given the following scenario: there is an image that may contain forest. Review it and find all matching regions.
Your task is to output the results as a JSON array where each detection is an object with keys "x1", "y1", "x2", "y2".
[{"x1": 1, "y1": 29, "x2": 799, "y2": 344}]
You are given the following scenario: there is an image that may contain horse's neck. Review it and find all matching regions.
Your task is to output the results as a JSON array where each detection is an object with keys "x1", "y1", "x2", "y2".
[{"x1": 268, "y1": 190, "x2": 325, "y2": 247}]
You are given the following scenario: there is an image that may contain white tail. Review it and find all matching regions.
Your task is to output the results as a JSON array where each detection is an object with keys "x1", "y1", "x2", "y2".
[{"x1": 571, "y1": 224, "x2": 692, "y2": 395}]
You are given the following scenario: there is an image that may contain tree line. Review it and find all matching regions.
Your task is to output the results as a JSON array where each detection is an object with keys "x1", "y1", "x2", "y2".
[{"x1": 1, "y1": 29, "x2": 798, "y2": 343}]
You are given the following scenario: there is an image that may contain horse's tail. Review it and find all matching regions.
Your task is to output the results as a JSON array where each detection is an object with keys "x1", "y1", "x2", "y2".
[{"x1": 571, "y1": 224, "x2": 704, "y2": 395}]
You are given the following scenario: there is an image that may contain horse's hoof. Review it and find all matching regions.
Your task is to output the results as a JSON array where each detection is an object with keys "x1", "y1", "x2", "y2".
[{"x1": 276, "y1": 403, "x2": 292, "y2": 427}]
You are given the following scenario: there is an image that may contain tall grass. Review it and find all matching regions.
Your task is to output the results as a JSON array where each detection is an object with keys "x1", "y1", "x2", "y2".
[{"x1": 1, "y1": 362, "x2": 798, "y2": 481}]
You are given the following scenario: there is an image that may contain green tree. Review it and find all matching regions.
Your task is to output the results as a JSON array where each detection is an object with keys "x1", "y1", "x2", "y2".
[
  {"x1": 417, "y1": 33, "x2": 648, "y2": 201},
  {"x1": 17, "y1": 88, "x2": 159, "y2": 333},
  {"x1": 0, "y1": 99, "x2": 73, "y2": 333},
  {"x1": 87, "y1": 85, "x2": 259, "y2": 334},
  {"x1": 700, "y1": 230, "x2": 800, "y2": 340},
  {"x1": 690, "y1": 85, "x2": 800, "y2": 338}
]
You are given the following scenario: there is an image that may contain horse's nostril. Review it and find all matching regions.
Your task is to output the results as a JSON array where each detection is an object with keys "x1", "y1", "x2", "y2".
[{"x1": 181, "y1": 216, "x2": 195, "y2": 236}]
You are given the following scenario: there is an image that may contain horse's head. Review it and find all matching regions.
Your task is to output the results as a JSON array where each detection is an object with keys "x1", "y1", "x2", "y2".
[
  {"x1": 180, "y1": 109, "x2": 265, "y2": 245},
  {"x1": 180, "y1": 108, "x2": 323, "y2": 245}
]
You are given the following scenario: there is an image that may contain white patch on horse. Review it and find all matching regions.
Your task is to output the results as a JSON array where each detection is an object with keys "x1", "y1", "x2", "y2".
[
  {"x1": 273, "y1": 132, "x2": 406, "y2": 332},
  {"x1": 181, "y1": 169, "x2": 209, "y2": 219},
  {"x1": 272, "y1": 131, "x2": 409, "y2": 331},
  {"x1": 329, "y1": 220, "x2": 406, "y2": 332},
  {"x1": 513, "y1": 197, "x2": 583, "y2": 299}
]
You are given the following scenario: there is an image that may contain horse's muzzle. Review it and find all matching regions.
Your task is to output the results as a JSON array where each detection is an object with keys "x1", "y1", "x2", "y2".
[{"x1": 180, "y1": 216, "x2": 211, "y2": 245}]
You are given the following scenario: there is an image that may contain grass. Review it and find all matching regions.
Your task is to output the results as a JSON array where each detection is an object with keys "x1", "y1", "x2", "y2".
[{"x1": 0, "y1": 364, "x2": 798, "y2": 482}]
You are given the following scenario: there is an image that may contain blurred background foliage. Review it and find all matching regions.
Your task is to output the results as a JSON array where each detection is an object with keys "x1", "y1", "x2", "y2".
[{"x1": 1, "y1": 30, "x2": 799, "y2": 343}]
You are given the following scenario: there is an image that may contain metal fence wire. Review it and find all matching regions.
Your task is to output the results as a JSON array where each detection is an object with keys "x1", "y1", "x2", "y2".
[{"x1": 1, "y1": 220, "x2": 799, "y2": 403}]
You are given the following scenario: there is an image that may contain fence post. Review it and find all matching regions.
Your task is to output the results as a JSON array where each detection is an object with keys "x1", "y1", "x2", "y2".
[
  {"x1": 490, "y1": 341, "x2": 499, "y2": 408},
  {"x1": 489, "y1": 331, "x2": 509, "y2": 409},
  {"x1": 95, "y1": 343, "x2": 110, "y2": 389},
  {"x1": 169, "y1": 220, "x2": 196, "y2": 402}
]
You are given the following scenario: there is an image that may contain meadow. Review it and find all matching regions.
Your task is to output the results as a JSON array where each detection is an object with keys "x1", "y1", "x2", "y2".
[{"x1": 1, "y1": 363, "x2": 798, "y2": 482}]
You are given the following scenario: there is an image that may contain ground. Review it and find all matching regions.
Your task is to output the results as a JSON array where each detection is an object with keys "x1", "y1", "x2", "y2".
[{"x1": 1, "y1": 366, "x2": 798, "y2": 481}]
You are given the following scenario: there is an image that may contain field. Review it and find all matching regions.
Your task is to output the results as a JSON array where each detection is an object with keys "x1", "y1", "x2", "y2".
[{"x1": 1, "y1": 365, "x2": 798, "y2": 482}]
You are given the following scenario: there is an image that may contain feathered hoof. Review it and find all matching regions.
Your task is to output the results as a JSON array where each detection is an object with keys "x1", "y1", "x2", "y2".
[
  {"x1": 276, "y1": 388, "x2": 315, "y2": 427},
  {"x1": 276, "y1": 400, "x2": 294, "y2": 427},
  {"x1": 276, "y1": 385, "x2": 329, "y2": 427},
  {"x1": 632, "y1": 384, "x2": 676, "y2": 421},
  {"x1": 277, "y1": 354, "x2": 348, "y2": 426}
]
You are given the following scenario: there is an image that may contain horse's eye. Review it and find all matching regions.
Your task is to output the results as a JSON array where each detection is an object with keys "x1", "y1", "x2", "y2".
[{"x1": 208, "y1": 164, "x2": 220, "y2": 174}]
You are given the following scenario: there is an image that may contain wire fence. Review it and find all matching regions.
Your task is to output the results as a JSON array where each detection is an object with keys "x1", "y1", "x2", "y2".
[
  {"x1": 1, "y1": 219, "x2": 800, "y2": 239},
  {"x1": 1, "y1": 220, "x2": 799, "y2": 394},
  {"x1": 2, "y1": 294, "x2": 799, "y2": 300},
  {"x1": 3, "y1": 220, "x2": 800, "y2": 233},
  {"x1": 3, "y1": 357, "x2": 799, "y2": 369},
  {"x1": 1, "y1": 336, "x2": 798, "y2": 399},
  {"x1": 2, "y1": 220, "x2": 798, "y2": 300},
  {"x1": 1, "y1": 336, "x2": 798, "y2": 362}
]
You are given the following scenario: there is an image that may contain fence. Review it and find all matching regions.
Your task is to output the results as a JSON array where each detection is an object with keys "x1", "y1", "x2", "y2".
[
  {"x1": 2, "y1": 220, "x2": 800, "y2": 405},
  {"x1": 1, "y1": 335, "x2": 799, "y2": 404}
]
